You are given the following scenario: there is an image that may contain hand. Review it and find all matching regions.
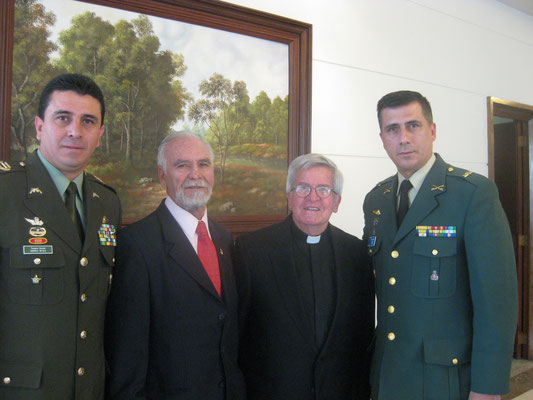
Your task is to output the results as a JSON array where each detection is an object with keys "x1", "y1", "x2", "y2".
[{"x1": 468, "y1": 392, "x2": 501, "y2": 400}]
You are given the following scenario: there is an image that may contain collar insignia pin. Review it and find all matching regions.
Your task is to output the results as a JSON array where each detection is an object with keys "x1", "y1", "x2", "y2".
[
  {"x1": 29, "y1": 187, "x2": 43, "y2": 195},
  {"x1": 431, "y1": 185, "x2": 445, "y2": 191}
]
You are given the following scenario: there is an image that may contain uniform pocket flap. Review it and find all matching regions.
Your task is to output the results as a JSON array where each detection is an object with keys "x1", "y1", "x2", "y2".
[
  {"x1": 0, "y1": 360, "x2": 42, "y2": 389},
  {"x1": 413, "y1": 237, "x2": 456, "y2": 257},
  {"x1": 423, "y1": 339, "x2": 470, "y2": 366},
  {"x1": 99, "y1": 245, "x2": 115, "y2": 266},
  {"x1": 10, "y1": 247, "x2": 65, "y2": 269}
]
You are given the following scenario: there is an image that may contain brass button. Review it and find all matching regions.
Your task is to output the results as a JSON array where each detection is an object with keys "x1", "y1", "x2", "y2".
[
  {"x1": 80, "y1": 330, "x2": 87, "y2": 339},
  {"x1": 109, "y1": 274, "x2": 113, "y2": 285},
  {"x1": 432, "y1": 249, "x2": 438, "y2": 256},
  {"x1": 80, "y1": 257, "x2": 88, "y2": 267},
  {"x1": 369, "y1": 249, "x2": 373, "y2": 254},
  {"x1": 20, "y1": 161, "x2": 26, "y2": 167},
  {"x1": 112, "y1": 257, "x2": 115, "y2": 263},
  {"x1": 80, "y1": 293, "x2": 87, "y2": 302},
  {"x1": 77, "y1": 367, "x2": 85, "y2": 376},
  {"x1": 448, "y1": 167, "x2": 454, "y2": 172},
  {"x1": 3, "y1": 377, "x2": 11, "y2": 384},
  {"x1": 452, "y1": 358, "x2": 458, "y2": 365},
  {"x1": 33, "y1": 258, "x2": 41, "y2": 265},
  {"x1": 387, "y1": 305, "x2": 395, "y2": 313},
  {"x1": 373, "y1": 269, "x2": 376, "y2": 277},
  {"x1": 388, "y1": 332, "x2": 395, "y2": 341},
  {"x1": 389, "y1": 277, "x2": 396, "y2": 285},
  {"x1": 391, "y1": 250, "x2": 399, "y2": 258}
]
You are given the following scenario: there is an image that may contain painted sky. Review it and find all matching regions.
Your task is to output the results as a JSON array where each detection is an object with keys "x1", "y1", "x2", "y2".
[{"x1": 41, "y1": 0, "x2": 289, "y2": 128}]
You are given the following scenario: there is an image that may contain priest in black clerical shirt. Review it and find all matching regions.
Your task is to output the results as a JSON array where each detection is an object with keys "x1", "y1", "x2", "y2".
[{"x1": 234, "y1": 153, "x2": 375, "y2": 400}]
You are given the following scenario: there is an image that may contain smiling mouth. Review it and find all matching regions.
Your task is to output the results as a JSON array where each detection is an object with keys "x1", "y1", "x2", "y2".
[{"x1": 304, "y1": 207, "x2": 320, "y2": 211}]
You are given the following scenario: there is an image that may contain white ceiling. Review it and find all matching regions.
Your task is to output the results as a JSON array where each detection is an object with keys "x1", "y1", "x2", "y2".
[{"x1": 496, "y1": 0, "x2": 533, "y2": 17}]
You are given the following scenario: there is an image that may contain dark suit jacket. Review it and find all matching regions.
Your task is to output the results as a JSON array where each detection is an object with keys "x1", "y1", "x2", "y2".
[
  {"x1": 0, "y1": 151, "x2": 121, "y2": 400},
  {"x1": 234, "y1": 216, "x2": 375, "y2": 400},
  {"x1": 105, "y1": 201, "x2": 246, "y2": 400},
  {"x1": 363, "y1": 154, "x2": 518, "y2": 400}
]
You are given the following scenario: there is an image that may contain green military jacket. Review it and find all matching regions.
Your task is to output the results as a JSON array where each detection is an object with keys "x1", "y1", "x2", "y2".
[
  {"x1": 363, "y1": 154, "x2": 517, "y2": 400},
  {"x1": 0, "y1": 151, "x2": 121, "y2": 399}
]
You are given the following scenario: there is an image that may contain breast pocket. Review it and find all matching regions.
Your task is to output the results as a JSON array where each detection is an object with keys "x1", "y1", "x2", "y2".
[
  {"x1": 98, "y1": 245, "x2": 115, "y2": 298},
  {"x1": 411, "y1": 237, "x2": 457, "y2": 298},
  {"x1": 7, "y1": 247, "x2": 65, "y2": 305}
]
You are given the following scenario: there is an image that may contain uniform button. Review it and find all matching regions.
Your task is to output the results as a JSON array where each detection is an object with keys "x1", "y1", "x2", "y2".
[
  {"x1": 388, "y1": 332, "x2": 395, "y2": 341},
  {"x1": 389, "y1": 277, "x2": 396, "y2": 285},
  {"x1": 3, "y1": 377, "x2": 11, "y2": 384},
  {"x1": 369, "y1": 249, "x2": 373, "y2": 254},
  {"x1": 218, "y1": 380, "x2": 225, "y2": 388},
  {"x1": 77, "y1": 367, "x2": 85, "y2": 376},
  {"x1": 387, "y1": 305, "x2": 395, "y2": 313},
  {"x1": 373, "y1": 269, "x2": 376, "y2": 277},
  {"x1": 80, "y1": 257, "x2": 88, "y2": 267},
  {"x1": 218, "y1": 313, "x2": 226, "y2": 321},
  {"x1": 391, "y1": 250, "x2": 399, "y2": 258},
  {"x1": 109, "y1": 274, "x2": 113, "y2": 285},
  {"x1": 112, "y1": 257, "x2": 115, "y2": 263},
  {"x1": 80, "y1": 330, "x2": 87, "y2": 339},
  {"x1": 432, "y1": 249, "x2": 438, "y2": 256},
  {"x1": 80, "y1": 293, "x2": 87, "y2": 302},
  {"x1": 33, "y1": 258, "x2": 42, "y2": 265},
  {"x1": 452, "y1": 358, "x2": 458, "y2": 365}
]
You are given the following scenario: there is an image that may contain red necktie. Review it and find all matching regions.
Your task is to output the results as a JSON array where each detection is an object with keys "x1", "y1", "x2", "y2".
[{"x1": 196, "y1": 221, "x2": 221, "y2": 296}]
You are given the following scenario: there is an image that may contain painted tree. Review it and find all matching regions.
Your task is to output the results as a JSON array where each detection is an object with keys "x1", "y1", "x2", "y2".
[
  {"x1": 11, "y1": 0, "x2": 57, "y2": 158},
  {"x1": 188, "y1": 73, "x2": 250, "y2": 182}
]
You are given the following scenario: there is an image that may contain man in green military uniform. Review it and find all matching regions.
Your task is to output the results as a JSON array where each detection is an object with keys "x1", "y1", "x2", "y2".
[
  {"x1": 0, "y1": 74, "x2": 121, "y2": 399},
  {"x1": 363, "y1": 90, "x2": 518, "y2": 400}
]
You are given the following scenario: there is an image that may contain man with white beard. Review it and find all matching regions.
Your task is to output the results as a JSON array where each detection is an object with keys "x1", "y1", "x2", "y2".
[{"x1": 105, "y1": 131, "x2": 246, "y2": 400}]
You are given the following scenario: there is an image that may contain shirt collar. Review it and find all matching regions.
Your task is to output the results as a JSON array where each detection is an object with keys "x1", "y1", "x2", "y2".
[
  {"x1": 37, "y1": 149, "x2": 84, "y2": 201},
  {"x1": 164, "y1": 197, "x2": 210, "y2": 241},
  {"x1": 397, "y1": 153, "x2": 436, "y2": 195}
]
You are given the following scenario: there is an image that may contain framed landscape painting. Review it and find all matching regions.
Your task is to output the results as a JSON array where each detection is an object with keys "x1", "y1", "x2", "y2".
[{"x1": 0, "y1": 0, "x2": 311, "y2": 234}]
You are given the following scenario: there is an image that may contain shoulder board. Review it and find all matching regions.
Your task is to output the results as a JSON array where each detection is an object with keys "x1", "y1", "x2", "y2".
[
  {"x1": 0, "y1": 160, "x2": 26, "y2": 174},
  {"x1": 85, "y1": 172, "x2": 118, "y2": 194},
  {"x1": 373, "y1": 175, "x2": 395, "y2": 189},
  {"x1": 445, "y1": 165, "x2": 485, "y2": 185}
]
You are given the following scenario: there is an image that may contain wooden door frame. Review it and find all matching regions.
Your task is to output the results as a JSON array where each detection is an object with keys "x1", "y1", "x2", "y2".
[{"x1": 488, "y1": 96, "x2": 533, "y2": 359}]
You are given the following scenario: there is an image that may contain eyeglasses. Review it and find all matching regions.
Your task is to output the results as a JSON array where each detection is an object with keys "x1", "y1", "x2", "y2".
[{"x1": 292, "y1": 184, "x2": 335, "y2": 199}]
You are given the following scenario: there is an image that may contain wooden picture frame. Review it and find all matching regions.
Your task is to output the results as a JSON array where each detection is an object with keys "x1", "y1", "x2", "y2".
[{"x1": 0, "y1": 0, "x2": 312, "y2": 236}]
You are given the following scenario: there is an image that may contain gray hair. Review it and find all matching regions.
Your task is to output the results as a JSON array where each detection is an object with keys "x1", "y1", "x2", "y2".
[
  {"x1": 157, "y1": 131, "x2": 215, "y2": 173},
  {"x1": 286, "y1": 153, "x2": 343, "y2": 195}
]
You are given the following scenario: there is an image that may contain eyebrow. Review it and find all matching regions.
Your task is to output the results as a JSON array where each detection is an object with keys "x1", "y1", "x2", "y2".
[{"x1": 52, "y1": 110, "x2": 98, "y2": 121}]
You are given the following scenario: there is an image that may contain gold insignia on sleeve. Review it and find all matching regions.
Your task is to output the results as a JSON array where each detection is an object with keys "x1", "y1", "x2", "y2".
[
  {"x1": 29, "y1": 187, "x2": 43, "y2": 195},
  {"x1": 92, "y1": 192, "x2": 100, "y2": 198},
  {"x1": 372, "y1": 210, "x2": 381, "y2": 215},
  {"x1": 0, "y1": 161, "x2": 11, "y2": 171},
  {"x1": 431, "y1": 185, "x2": 445, "y2": 191},
  {"x1": 463, "y1": 171, "x2": 472, "y2": 177}
]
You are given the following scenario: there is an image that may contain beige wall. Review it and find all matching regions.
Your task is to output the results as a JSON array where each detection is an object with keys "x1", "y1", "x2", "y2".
[{"x1": 227, "y1": 0, "x2": 533, "y2": 236}]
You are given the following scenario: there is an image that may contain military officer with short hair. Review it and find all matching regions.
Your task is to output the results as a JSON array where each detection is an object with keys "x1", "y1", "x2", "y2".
[
  {"x1": 0, "y1": 73, "x2": 121, "y2": 399},
  {"x1": 363, "y1": 90, "x2": 518, "y2": 400}
]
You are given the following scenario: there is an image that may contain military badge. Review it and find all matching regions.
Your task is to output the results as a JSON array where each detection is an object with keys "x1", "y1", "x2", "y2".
[
  {"x1": 98, "y1": 223, "x2": 117, "y2": 246},
  {"x1": 29, "y1": 187, "x2": 43, "y2": 195},
  {"x1": 416, "y1": 226, "x2": 456, "y2": 237},
  {"x1": 0, "y1": 161, "x2": 11, "y2": 171}
]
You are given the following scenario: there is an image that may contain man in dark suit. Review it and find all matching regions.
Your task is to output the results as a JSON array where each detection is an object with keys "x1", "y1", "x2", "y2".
[
  {"x1": 363, "y1": 90, "x2": 518, "y2": 400},
  {"x1": 234, "y1": 153, "x2": 375, "y2": 400},
  {"x1": 0, "y1": 73, "x2": 121, "y2": 399},
  {"x1": 105, "y1": 131, "x2": 246, "y2": 400}
]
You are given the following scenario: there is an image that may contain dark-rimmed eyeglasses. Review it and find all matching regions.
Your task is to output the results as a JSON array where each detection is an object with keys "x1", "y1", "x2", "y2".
[{"x1": 292, "y1": 184, "x2": 335, "y2": 199}]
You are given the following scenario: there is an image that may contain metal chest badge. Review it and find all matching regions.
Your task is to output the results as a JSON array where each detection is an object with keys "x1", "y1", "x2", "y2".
[{"x1": 98, "y1": 217, "x2": 117, "y2": 246}]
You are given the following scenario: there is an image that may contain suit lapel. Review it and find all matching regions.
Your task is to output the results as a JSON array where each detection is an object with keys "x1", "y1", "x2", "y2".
[
  {"x1": 268, "y1": 218, "x2": 315, "y2": 348},
  {"x1": 373, "y1": 178, "x2": 397, "y2": 243},
  {"x1": 83, "y1": 175, "x2": 115, "y2": 255},
  {"x1": 393, "y1": 156, "x2": 448, "y2": 245},
  {"x1": 24, "y1": 152, "x2": 82, "y2": 252},
  {"x1": 157, "y1": 203, "x2": 221, "y2": 301}
]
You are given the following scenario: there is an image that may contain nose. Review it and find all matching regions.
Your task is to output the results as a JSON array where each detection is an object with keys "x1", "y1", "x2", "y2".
[
  {"x1": 67, "y1": 119, "x2": 82, "y2": 138},
  {"x1": 307, "y1": 187, "x2": 320, "y2": 201},
  {"x1": 398, "y1": 126, "x2": 411, "y2": 144},
  {"x1": 189, "y1": 163, "x2": 201, "y2": 179}
]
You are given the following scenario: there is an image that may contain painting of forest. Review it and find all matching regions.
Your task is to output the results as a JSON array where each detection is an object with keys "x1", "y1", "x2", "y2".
[{"x1": 11, "y1": 0, "x2": 289, "y2": 220}]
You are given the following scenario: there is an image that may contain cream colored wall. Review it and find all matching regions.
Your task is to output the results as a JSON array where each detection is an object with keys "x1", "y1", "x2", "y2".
[{"x1": 226, "y1": 0, "x2": 533, "y2": 237}]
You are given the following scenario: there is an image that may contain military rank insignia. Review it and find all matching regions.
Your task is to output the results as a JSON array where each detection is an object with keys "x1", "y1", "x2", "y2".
[
  {"x1": 416, "y1": 226, "x2": 456, "y2": 237},
  {"x1": 98, "y1": 223, "x2": 117, "y2": 246}
]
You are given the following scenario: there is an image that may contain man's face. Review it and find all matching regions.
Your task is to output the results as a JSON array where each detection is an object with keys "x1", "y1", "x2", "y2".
[
  {"x1": 379, "y1": 101, "x2": 436, "y2": 178},
  {"x1": 158, "y1": 136, "x2": 215, "y2": 219},
  {"x1": 288, "y1": 166, "x2": 341, "y2": 236},
  {"x1": 35, "y1": 90, "x2": 105, "y2": 180}
]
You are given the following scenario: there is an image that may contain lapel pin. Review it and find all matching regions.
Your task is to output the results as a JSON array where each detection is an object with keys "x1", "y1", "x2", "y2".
[
  {"x1": 93, "y1": 192, "x2": 100, "y2": 198},
  {"x1": 29, "y1": 187, "x2": 43, "y2": 195},
  {"x1": 219, "y1": 248, "x2": 224, "y2": 255},
  {"x1": 102, "y1": 216, "x2": 107, "y2": 224},
  {"x1": 372, "y1": 210, "x2": 381, "y2": 215},
  {"x1": 31, "y1": 275, "x2": 42, "y2": 284},
  {"x1": 383, "y1": 188, "x2": 391, "y2": 195},
  {"x1": 431, "y1": 185, "x2": 445, "y2": 191},
  {"x1": 463, "y1": 171, "x2": 472, "y2": 177}
]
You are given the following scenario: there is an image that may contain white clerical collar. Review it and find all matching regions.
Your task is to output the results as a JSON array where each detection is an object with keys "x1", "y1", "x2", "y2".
[
  {"x1": 306, "y1": 235, "x2": 321, "y2": 244},
  {"x1": 164, "y1": 197, "x2": 210, "y2": 250}
]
